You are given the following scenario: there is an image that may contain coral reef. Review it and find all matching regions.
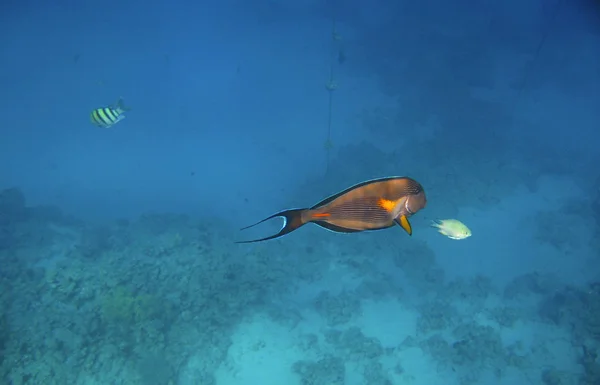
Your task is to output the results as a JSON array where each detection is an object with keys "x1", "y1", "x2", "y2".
[
  {"x1": 0, "y1": 188, "x2": 304, "y2": 384},
  {"x1": 451, "y1": 323, "x2": 506, "y2": 368},
  {"x1": 417, "y1": 300, "x2": 458, "y2": 334},
  {"x1": 324, "y1": 327, "x2": 385, "y2": 361},
  {"x1": 100, "y1": 285, "x2": 161, "y2": 326},
  {"x1": 393, "y1": 238, "x2": 445, "y2": 292},
  {"x1": 504, "y1": 272, "x2": 560, "y2": 299},
  {"x1": 314, "y1": 290, "x2": 360, "y2": 326},
  {"x1": 421, "y1": 322, "x2": 528, "y2": 383},
  {"x1": 0, "y1": 181, "x2": 597, "y2": 385},
  {"x1": 579, "y1": 345, "x2": 600, "y2": 385},
  {"x1": 292, "y1": 356, "x2": 345, "y2": 385},
  {"x1": 486, "y1": 305, "x2": 521, "y2": 328}
]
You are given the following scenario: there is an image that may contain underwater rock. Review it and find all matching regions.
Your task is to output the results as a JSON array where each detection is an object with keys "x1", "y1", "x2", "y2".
[
  {"x1": 541, "y1": 368, "x2": 567, "y2": 385},
  {"x1": 486, "y1": 306, "x2": 521, "y2": 328},
  {"x1": 420, "y1": 334, "x2": 453, "y2": 362},
  {"x1": 292, "y1": 355, "x2": 344, "y2": 385},
  {"x1": 537, "y1": 292, "x2": 569, "y2": 325},
  {"x1": 314, "y1": 290, "x2": 361, "y2": 326},
  {"x1": 324, "y1": 327, "x2": 385, "y2": 361},
  {"x1": 393, "y1": 239, "x2": 444, "y2": 292},
  {"x1": 417, "y1": 301, "x2": 458, "y2": 334},
  {"x1": 579, "y1": 345, "x2": 600, "y2": 385},
  {"x1": 354, "y1": 277, "x2": 400, "y2": 299},
  {"x1": 363, "y1": 360, "x2": 392, "y2": 385},
  {"x1": 451, "y1": 322, "x2": 506, "y2": 369},
  {"x1": 341, "y1": 327, "x2": 384, "y2": 360},
  {"x1": 137, "y1": 353, "x2": 174, "y2": 385},
  {"x1": 445, "y1": 275, "x2": 494, "y2": 308},
  {"x1": 503, "y1": 272, "x2": 559, "y2": 299}
]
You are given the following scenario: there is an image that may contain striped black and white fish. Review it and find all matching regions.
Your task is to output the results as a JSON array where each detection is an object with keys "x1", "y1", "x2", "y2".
[{"x1": 90, "y1": 98, "x2": 130, "y2": 128}]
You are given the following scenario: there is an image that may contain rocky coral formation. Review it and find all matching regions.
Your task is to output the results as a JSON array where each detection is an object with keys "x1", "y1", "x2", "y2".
[
  {"x1": 393, "y1": 238, "x2": 445, "y2": 293},
  {"x1": 417, "y1": 300, "x2": 458, "y2": 334},
  {"x1": 485, "y1": 305, "x2": 521, "y2": 328},
  {"x1": 324, "y1": 327, "x2": 385, "y2": 361},
  {"x1": 421, "y1": 321, "x2": 528, "y2": 383},
  {"x1": 292, "y1": 355, "x2": 345, "y2": 385},
  {"x1": 451, "y1": 323, "x2": 507, "y2": 368},
  {"x1": 1, "y1": 179, "x2": 598, "y2": 385},
  {"x1": 579, "y1": 345, "x2": 600, "y2": 385},
  {"x1": 314, "y1": 290, "x2": 361, "y2": 326},
  {"x1": 504, "y1": 272, "x2": 560, "y2": 299},
  {"x1": 0, "y1": 193, "x2": 326, "y2": 384},
  {"x1": 445, "y1": 275, "x2": 496, "y2": 311}
]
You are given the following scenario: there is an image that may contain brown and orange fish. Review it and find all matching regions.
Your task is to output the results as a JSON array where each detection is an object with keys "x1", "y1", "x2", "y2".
[{"x1": 237, "y1": 176, "x2": 427, "y2": 243}]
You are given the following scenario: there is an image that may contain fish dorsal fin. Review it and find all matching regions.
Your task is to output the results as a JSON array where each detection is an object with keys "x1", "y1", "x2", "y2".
[{"x1": 114, "y1": 97, "x2": 131, "y2": 113}]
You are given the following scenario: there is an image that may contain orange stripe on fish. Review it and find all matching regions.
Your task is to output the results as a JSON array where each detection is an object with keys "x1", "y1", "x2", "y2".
[
  {"x1": 311, "y1": 213, "x2": 331, "y2": 218},
  {"x1": 377, "y1": 198, "x2": 398, "y2": 212}
]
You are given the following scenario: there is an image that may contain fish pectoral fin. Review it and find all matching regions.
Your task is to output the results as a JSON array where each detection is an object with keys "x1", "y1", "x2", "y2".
[{"x1": 395, "y1": 215, "x2": 412, "y2": 236}]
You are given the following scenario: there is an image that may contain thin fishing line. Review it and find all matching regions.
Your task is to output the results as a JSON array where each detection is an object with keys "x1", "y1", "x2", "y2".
[{"x1": 325, "y1": 16, "x2": 337, "y2": 175}]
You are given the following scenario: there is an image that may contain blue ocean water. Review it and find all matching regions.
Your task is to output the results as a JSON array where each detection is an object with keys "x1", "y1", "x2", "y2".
[{"x1": 1, "y1": 0, "x2": 599, "y2": 384}]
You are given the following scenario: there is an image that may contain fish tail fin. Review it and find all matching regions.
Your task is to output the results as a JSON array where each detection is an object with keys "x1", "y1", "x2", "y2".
[
  {"x1": 114, "y1": 97, "x2": 131, "y2": 113},
  {"x1": 236, "y1": 208, "x2": 308, "y2": 244}
]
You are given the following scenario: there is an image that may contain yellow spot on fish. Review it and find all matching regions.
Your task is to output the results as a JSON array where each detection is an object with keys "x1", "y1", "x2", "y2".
[
  {"x1": 431, "y1": 219, "x2": 472, "y2": 240},
  {"x1": 377, "y1": 198, "x2": 397, "y2": 212}
]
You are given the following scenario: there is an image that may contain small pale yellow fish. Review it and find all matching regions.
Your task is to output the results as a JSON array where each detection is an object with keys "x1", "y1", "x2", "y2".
[
  {"x1": 90, "y1": 98, "x2": 130, "y2": 128},
  {"x1": 431, "y1": 219, "x2": 471, "y2": 240}
]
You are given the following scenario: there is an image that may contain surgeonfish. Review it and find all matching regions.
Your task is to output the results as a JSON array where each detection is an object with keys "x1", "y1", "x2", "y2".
[
  {"x1": 237, "y1": 176, "x2": 427, "y2": 243},
  {"x1": 431, "y1": 219, "x2": 471, "y2": 240},
  {"x1": 90, "y1": 98, "x2": 130, "y2": 128}
]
